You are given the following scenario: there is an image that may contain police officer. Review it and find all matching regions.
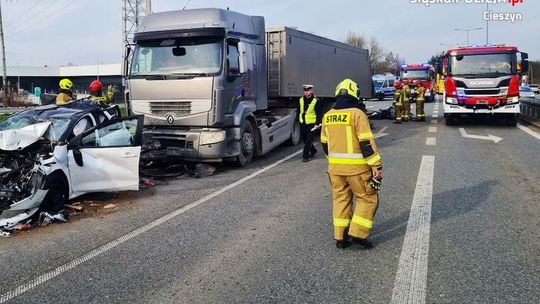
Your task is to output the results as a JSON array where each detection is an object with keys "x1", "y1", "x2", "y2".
[
  {"x1": 415, "y1": 80, "x2": 426, "y2": 121},
  {"x1": 393, "y1": 81, "x2": 404, "y2": 124},
  {"x1": 321, "y1": 79, "x2": 382, "y2": 249},
  {"x1": 88, "y1": 80, "x2": 114, "y2": 104},
  {"x1": 298, "y1": 84, "x2": 322, "y2": 162},
  {"x1": 56, "y1": 78, "x2": 74, "y2": 105}
]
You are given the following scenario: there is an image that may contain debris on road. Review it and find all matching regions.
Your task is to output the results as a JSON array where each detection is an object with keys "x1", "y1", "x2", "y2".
[
  {"x1": 39, "y1": 211, "x2": 68, "y2": 226},
  {"x1": 194, "y1": 163, "x2": 216, "y2": 178},
  {"x1": 65, "y1": 204, "x2": 84, "y2": 212},
  {"x1": 103, "y1": 204, "x2": 117, "y2": 210}
]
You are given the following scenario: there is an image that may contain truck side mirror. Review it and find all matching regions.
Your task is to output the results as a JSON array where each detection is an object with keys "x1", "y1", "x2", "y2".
[
  {"x1": 238, "y1": 42, "x2": 248, "y2": 74},
  {"x1": 521, "y1": 59, "x2": 529, "y2": 73},
  {"x1": 521, "y1": 52, "x2": 529, "y2": 60},
  {"x1": 123, "y1": 45, "x2": 131, "y2": 78}
]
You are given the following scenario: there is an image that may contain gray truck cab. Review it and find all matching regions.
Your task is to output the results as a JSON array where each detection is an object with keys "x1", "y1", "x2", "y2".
[{"x1": 126, "y1": 9, "x2": 291, "y2": 165}]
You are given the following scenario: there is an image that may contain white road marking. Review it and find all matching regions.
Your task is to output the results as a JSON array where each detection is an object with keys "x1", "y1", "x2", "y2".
[
  {"x1": 428, "y1": 127, "x2": 437, "y2": 133},
  {"x1": 430, "y1": 120, "x2": 438, "y2": 124},
  {"x1": 426, "y1": 137, "x2": 436, "y2": 145},
  {"x1": 432, "y1": 115, "x2": 439, "y2": 119},
  {"x1": 375, "y1": 126, "x2": 389, "y2": 138},
  {"x1": 517, "y1": 124, "x2": 540, "y2": 140},
  {"x1": 391, "y1": 155, "x2": 435, "y2": 304},
  {"x1": 0, "y1": 149, "x2": 304, "y2": 303},
  {"x1": 459, "y1": 128, "x2": 503, "y2": 143}
]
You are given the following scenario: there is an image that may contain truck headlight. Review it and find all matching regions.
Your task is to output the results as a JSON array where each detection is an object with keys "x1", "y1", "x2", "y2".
[
  {"x1": 200, "y1": 131, "x2": 226, "y2": 145},
  {"x1": 446, "y1": 97, "x2": 458, "y2": 105},
  {"x1": 507, "y1": 96, "x2": 519, "y2": 104}
]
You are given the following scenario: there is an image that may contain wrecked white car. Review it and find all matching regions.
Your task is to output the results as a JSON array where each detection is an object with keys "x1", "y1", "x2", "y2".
[{"x1": 0, "y1": 101, "x2": 143, "y2": 231}]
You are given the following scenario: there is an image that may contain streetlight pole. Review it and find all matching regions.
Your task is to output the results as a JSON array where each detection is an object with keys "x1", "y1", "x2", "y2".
[
  {"x1": 486, "y1": 3, "x2": 489, "y2": 44},
  {"x1": 454, "y1": 27, "x2": 483, "y2": 46},
  {"x1": 0, "y1": 1, "x2": 8, "y2": 104}
]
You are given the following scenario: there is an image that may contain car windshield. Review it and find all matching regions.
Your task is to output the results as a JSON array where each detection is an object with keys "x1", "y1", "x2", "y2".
[
  {"x1": 130, "y1": 36, "x2": 223, "y2": 76},
  {"x1": 401, "y1": 69, "x2": 429, "y2": 80},
  {"x1": 520, "y1": 87, "x2": 532, "y2": 92},
  {"x1": 450, "y1": 53, "x2": 516, "y2": 78},
  {"x1": 0, "y1": 113, "x2": 71, "y2": 141},
  {"x1": 373, "y1": 80, "x2": 384, "y2": 89}
]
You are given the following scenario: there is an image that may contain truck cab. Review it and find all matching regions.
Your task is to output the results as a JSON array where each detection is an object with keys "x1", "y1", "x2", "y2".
[
  {"x1": 440, "y1": 45, "x2": 529, "y2": 126},
  {"x1": 399, "y1": 64, "x2": 435, "y2": 101}
]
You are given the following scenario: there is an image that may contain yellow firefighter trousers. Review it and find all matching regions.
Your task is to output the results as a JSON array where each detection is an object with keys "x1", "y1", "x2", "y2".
[
  {"x1": 329, "y1": 171, "x2": 379, "y2": 241},
  {"x1": 402, "y1": 98, "x2": 411, "y2": 121},
  {"x1": 416, "y1": 98, "x2": 425, "y2": 120},
  {"x1": 394, "y1": 94, "x2": 403, "y2": 122}
]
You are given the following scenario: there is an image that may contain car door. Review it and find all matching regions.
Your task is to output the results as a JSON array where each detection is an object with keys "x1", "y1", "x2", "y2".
[{"x1": 67, "y1": 116, "x2": 143, "y2": 194}]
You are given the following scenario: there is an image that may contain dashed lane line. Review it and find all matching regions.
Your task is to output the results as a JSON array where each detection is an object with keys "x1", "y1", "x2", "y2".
[
  {"x1": 430, "y1": 120, "x2": 438, "y2": 124},
  {"x1": 0, "y1": 149, "x2": 304, "y2": 303},
  {"x1": 426, "y1": 137, "x2": 436, "y2": 145},
  {"x1": 428, "y1": 127, "x2": 437, "y2": 133},
  {"x1": 391, "y1": 155, "x2": 435, "y2": 304},
  {"x1": 517, "y1": 124, "x2": 540, "y2": 140}
]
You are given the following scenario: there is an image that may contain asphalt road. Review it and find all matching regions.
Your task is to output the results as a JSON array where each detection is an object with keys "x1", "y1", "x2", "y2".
[{"x1": 1, "y1": 96, "x2": 539, "y2": 303}]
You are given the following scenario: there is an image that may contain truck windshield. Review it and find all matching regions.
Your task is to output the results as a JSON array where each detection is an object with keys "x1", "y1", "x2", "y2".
[
  {"x1": 400, "y1": 70, "x2": 429, "y2": 80},
  {"x1": 130, "y1": 36, "x2": 223, "y2": 76},
  {"x1": 449, "y1": 53, "x2": 515, "y2": 78}
]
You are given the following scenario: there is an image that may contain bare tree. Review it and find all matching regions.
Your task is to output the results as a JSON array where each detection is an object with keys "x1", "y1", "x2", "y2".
[{"x1": 345, "y1": 32, "x2": 402, "y2": 74}]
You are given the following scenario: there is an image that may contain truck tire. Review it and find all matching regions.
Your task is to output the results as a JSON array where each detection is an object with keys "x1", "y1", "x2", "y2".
[
  {"x1": 505, "y1": 117, "x2": 518, "y2": 127},
  {"x1": 234, "y1": 120, "x2": 255, "y2": 167},
  {"x1": 285, "y1": 119, "x2": 300, "y2": 146},
  {"x1": 445, "y1": 115, "x2": 457, "y2": 126}
]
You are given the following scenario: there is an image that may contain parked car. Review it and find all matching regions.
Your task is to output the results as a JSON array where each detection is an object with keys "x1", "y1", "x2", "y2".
[
  {"x1": 0, "y1": 101, "x2": 143, "y2": 230},
  {"x1": 529, "y1": 84, "x2": 539, "y2": 96},
  {"x1": 519, "y1": 86, "x2": 536, "y2": 99}
]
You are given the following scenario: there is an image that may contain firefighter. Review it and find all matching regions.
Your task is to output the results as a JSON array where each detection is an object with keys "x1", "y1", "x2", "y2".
[
  {"x1": 56, "y1": 78, "x2": 74, "y2": 105},
  {"x1": 321, "y1": 79, "x2": 382, "y2": 249},
  {"x1": 298, "y1": 84, "x2": 322, "y2": 162},
  {"x1": 415, "y1": 80, "x2": 426, "y2": 121},
  {"x1": 393, "y1": 81, "x2": 404, "y2": 124},
  {"x1": 401, "y1": 79, "x2": 413, "y2": 122},
  {"x1": 88, "y1": 80, "x2": 114, "y2": 104}
]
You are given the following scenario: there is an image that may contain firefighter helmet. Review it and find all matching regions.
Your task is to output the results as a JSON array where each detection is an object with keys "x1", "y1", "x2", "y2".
[
  {"x1": 407, "y1": 79, "x2": 414, "y2": 85},
  {"x1": 59, "y1": 78, "x2": 73, "y2": 90},
  {"x1": 89, "y1": 80, "x2": 103, "y2": 93},
  {"x1": 416, "y1": 80, "x2": 424, "y2": 86},
  {"x1": 394, "y1": 81, "x2": 402, "y2": 88},
  {"x1": 335, "y1": 79, "x2": 360, "y2": 100}
]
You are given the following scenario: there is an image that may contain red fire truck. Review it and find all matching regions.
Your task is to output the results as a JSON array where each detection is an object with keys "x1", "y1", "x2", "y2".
[
  {"x1": 399, "y1": 64, "x2": 435, "y2": 102},
  {"x1": 440, "y1": 45, "x2": 529, "y2": 126}
]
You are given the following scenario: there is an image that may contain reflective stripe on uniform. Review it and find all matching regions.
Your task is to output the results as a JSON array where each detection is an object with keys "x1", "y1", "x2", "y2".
[
  {"x1": 352, "y1": 215, "x2": 373, "y2": 229},
  {"x1": 358, "y1": 131, "x2": 374, "y2": 140},
  {"x1": 366, "y1": 153, "x2": 382, "y2": 166},
  {"x1": 329, "y1": 153, "x2": 364, "y2": 159},
  {"x1": 328, "y1": 157, "x2": 368, "y2": 165},
  {"x1": 333, "y1": 218, "x2": 351, "y2": 227},
  {"x1": 346, "y1": 126, "x2": 353, "y2": 154}
]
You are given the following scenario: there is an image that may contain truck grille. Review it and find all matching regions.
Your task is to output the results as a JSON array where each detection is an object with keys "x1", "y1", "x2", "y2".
[
  {"x1": 149, "y1": 101, "x2": 192, "y2": 116},
  {"x1": 464, "y1": 89, "x2": 500, "y2": 96}
]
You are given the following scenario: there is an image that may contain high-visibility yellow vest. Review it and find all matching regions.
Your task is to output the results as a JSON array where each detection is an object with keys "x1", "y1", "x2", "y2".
[
  {"x1": 321, "y1": 108, "x2": 382, "y2": 176},
  {"x1": 299, "y1": 97, "x2": 318, "y2": 124}
]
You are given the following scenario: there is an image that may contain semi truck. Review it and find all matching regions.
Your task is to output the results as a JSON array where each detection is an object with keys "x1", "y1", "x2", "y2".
[
  {"x1": 439, "y1": 45, "x2": 529, "y2": 126},
  {"x1": 399, "y1": 64, "x2": 435, "y2": 102},
  {"x1": 123, "y1": 8, "x2": 373, "y2": 166}
]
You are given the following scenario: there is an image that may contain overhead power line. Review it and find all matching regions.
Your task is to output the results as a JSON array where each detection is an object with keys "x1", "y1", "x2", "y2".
[
  {"x1": 5, "y1": 0, "x2": 57, "y2": 30},
  {"x1": 7, "y1": 0, "x2": 77, "y2": 37}
]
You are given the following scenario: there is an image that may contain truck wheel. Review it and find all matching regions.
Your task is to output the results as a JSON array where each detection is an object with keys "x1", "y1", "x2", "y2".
[
  {"x1": 41, "y1": 172, "x2": 68, "y2": 213},
  {"x1": 286, "y1": 119, "x2": 300, "y2": 146},
  {"x1": 445, "y1": 115, "x2": 457, "y2": 126},
  {"x1": 235, "y1": 120, "x2": 255, "y2": 167},
  {"x1": 505, "y1": 117, "x2": 518, "y2": 127}
]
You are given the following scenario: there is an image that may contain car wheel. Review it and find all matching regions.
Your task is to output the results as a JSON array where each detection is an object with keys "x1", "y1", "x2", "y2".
[
  {"x1": 41, "y1": 172, "x2": 68, "y2": 213},
  {"x1": 234, "y1": 120, "x2": 255, "y2": 167},
  {"x1": 378, "y1": 93, "x2": 384, "y2": 101},
  {"x1": 285, "y1": 119, "x2": 300, "y2": 146}
]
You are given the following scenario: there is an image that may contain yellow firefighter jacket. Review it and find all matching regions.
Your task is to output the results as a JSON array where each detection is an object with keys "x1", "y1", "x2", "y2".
[
  {"x1": 321, "y1": 107, "x2": 382, "y2": 176},
  {"x1": 417, "y1": 86, "x2": 425, "y2": 101}
]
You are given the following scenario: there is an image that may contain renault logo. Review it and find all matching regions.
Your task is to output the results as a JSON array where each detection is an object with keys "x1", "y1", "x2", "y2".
[{"x1": 165, "y1": 113, "x2": 175, "y2": 124}]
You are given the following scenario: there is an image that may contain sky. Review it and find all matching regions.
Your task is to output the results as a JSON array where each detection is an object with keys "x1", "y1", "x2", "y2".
[{"x1": 1, "y1": 0, "x2": 539, "y2": 67}]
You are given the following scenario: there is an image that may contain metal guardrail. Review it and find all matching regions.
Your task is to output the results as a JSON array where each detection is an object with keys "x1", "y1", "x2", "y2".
[{"x1": 520, "y1": 99, "x2": 540, "y2": 119}]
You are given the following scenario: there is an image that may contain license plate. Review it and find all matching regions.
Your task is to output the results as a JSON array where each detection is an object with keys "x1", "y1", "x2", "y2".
[{"x1": 477, "y1": 100, "x2": 488, "y2": 105}]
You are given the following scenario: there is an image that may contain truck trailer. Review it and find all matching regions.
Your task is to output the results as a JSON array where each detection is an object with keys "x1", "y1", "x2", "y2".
[
  {"x1": 439, "y1": 45, "x2": 529, "y2": 126},
  {"x1": 123, "y1": 8, "x2": 372, "y2": 166}
]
